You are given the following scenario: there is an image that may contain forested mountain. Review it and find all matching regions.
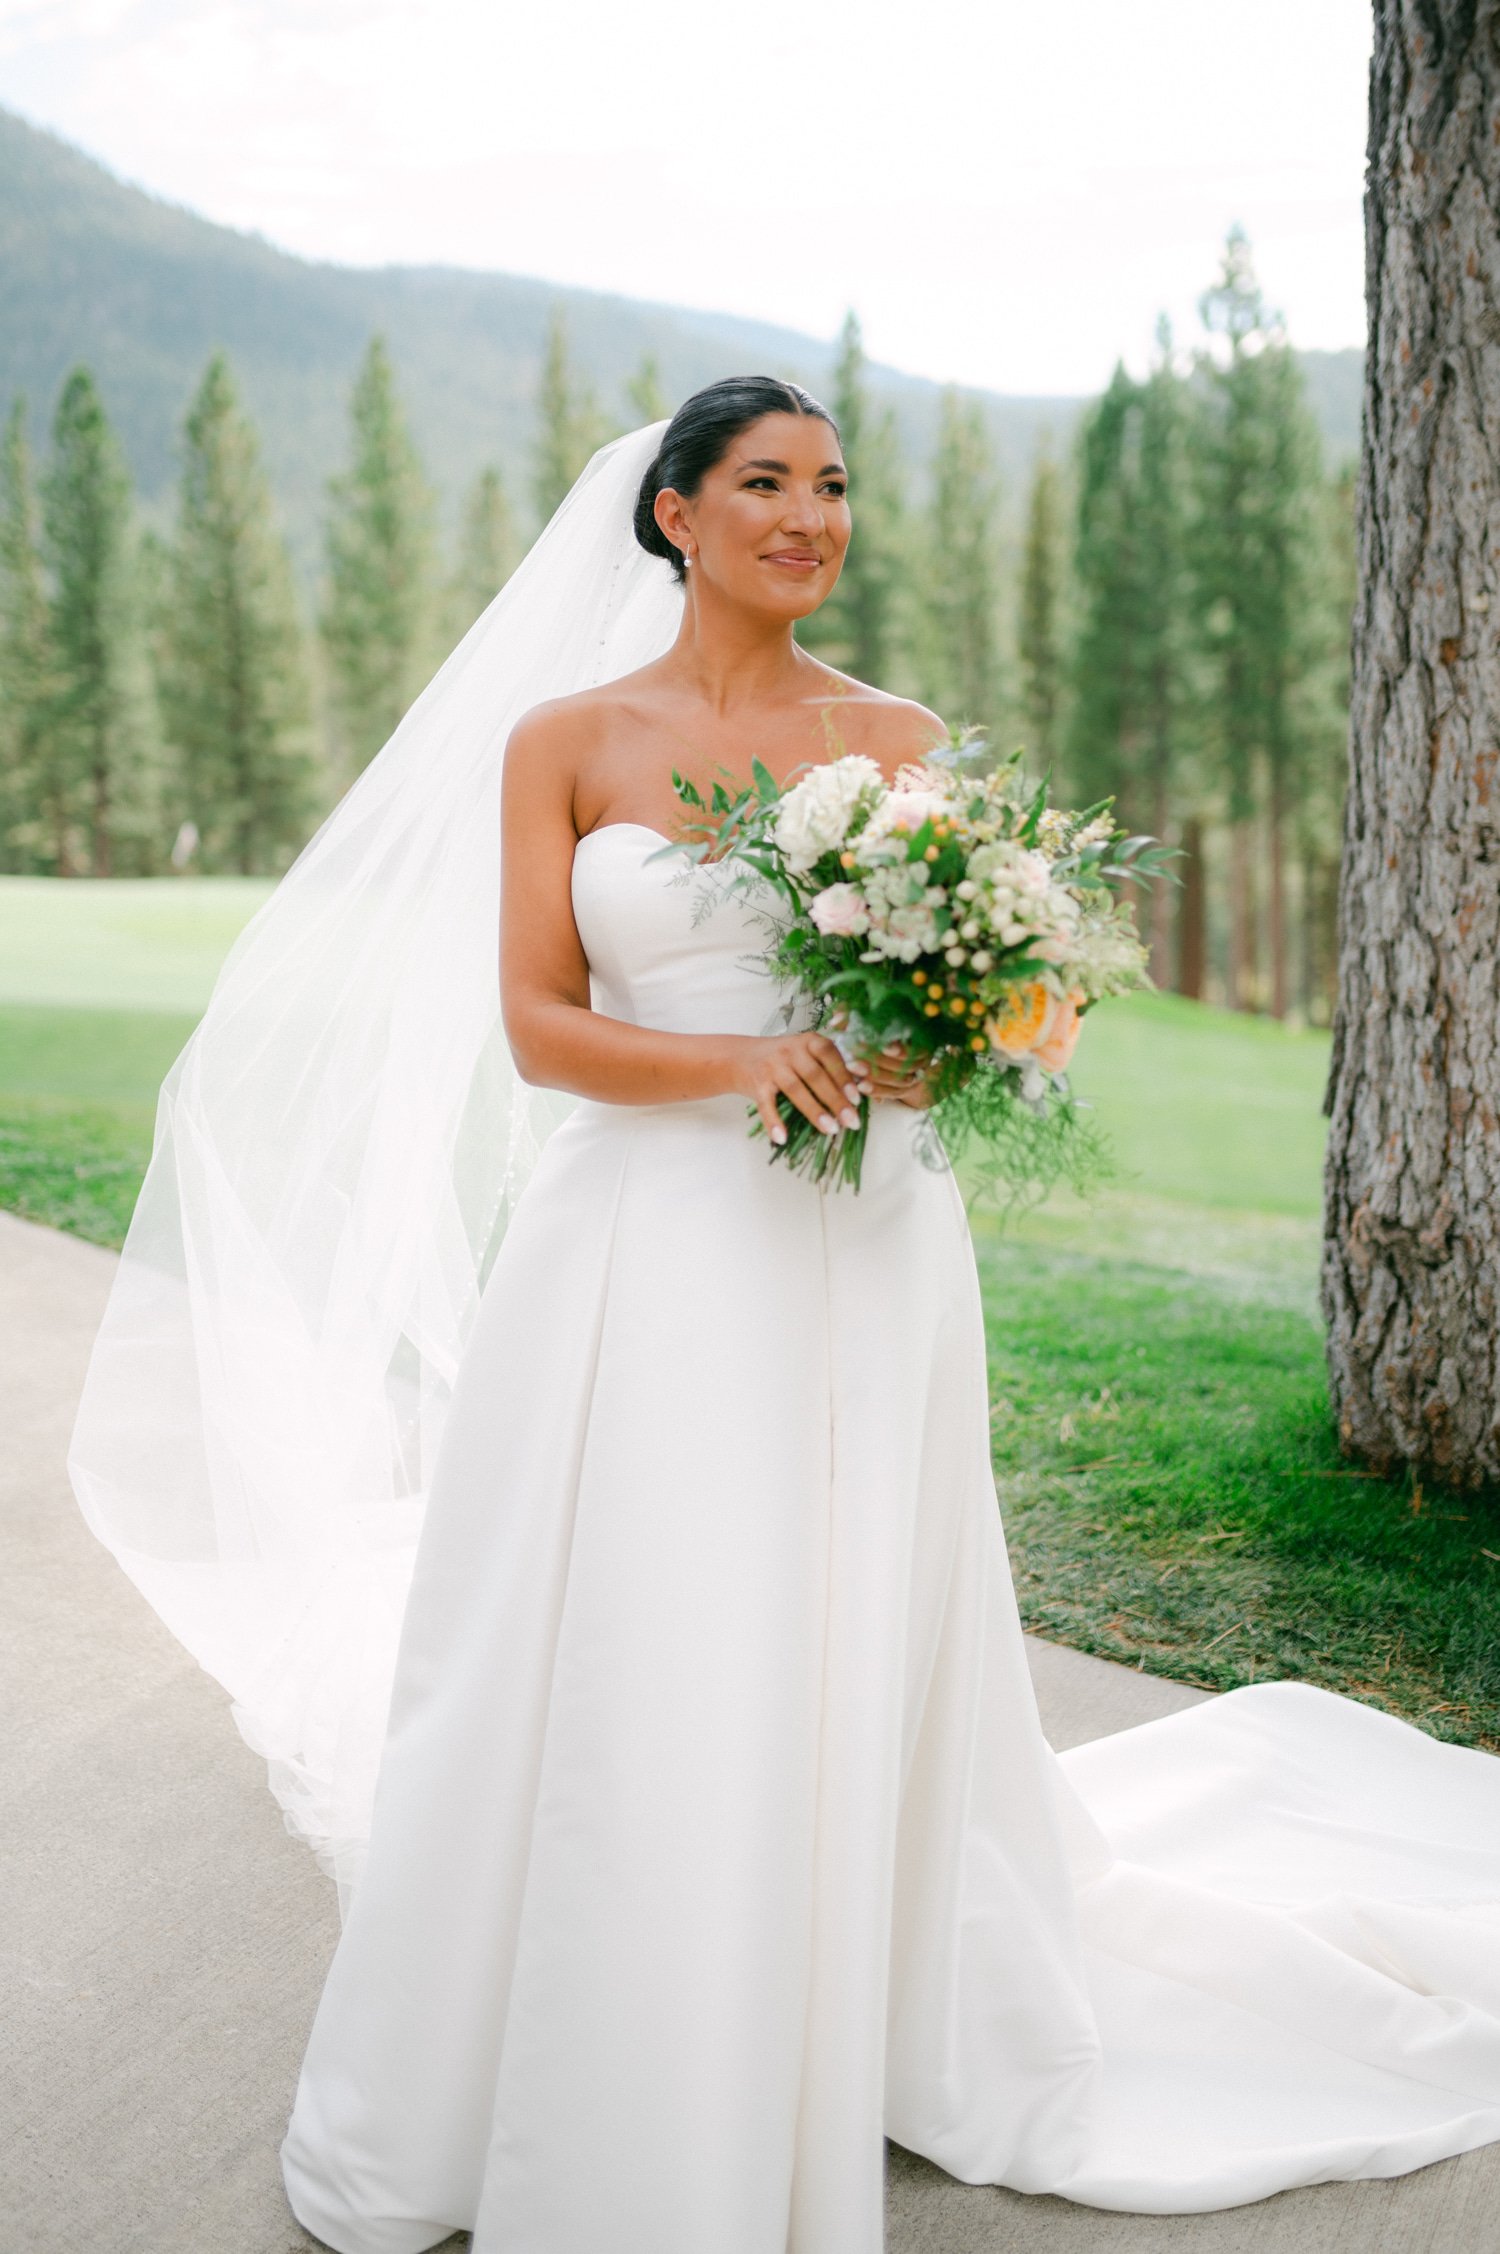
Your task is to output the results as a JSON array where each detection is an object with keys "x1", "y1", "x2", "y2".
[{"x1": 0, "y1": 103, "x2": 1362, "y2": 569}]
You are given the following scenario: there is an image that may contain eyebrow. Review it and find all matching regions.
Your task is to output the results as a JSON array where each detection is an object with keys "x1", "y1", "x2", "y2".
[{"x1": 739, "y1": 456, "x2": 847, "y2": 476}]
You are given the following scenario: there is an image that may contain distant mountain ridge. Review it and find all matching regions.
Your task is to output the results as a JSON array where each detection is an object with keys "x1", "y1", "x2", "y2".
[{"x1": 0, "y1": 103, "x2": 1364, "y2": 569}]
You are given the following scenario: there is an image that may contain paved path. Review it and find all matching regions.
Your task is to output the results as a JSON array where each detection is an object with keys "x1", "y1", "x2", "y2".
[{"x1": 1, "y1": 1210, "x2": 1494, "y2": 2254}]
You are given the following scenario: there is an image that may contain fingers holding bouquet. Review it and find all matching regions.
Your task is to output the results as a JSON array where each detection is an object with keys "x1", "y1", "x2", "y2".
[{"x1": 738, "y1": 1028, "x2": 872, "y2": 1147}]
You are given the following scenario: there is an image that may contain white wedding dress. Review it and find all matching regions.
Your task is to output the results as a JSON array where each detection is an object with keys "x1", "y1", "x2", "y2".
[{"x1": 279, "y1": 825, "x2": 1500, "y2": 2254}]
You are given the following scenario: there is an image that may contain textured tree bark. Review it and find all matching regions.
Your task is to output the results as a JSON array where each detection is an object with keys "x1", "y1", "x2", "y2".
[{"x1": 1323, "y1": 0, "x2": 1500, "y2": 1485}]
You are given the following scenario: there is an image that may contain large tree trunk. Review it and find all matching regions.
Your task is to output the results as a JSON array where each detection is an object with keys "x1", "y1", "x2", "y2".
[{"x1": 1322, "y1": 0, "x2": 1500, "y2": 1486}]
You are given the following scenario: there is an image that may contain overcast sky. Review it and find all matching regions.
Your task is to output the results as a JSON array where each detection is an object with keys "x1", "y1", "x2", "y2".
[{"x1": 0, "y1": 0, "x2": 1372, "y2": 396}]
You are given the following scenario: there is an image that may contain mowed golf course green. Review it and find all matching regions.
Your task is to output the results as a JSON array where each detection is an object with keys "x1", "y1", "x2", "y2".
[{"x1": 4, "y1": 874, "x2": 1495, "y2": 1744}]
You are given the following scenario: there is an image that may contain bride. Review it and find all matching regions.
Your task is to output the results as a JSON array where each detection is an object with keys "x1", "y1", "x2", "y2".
[{"x1": 70, "y1": 379, "x2": 1500, "y2": 2254}]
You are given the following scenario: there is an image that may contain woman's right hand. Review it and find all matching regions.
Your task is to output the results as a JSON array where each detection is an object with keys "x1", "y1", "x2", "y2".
[{"x1": 731, "y1": 1030, "x2": 873, "y2": 1144}]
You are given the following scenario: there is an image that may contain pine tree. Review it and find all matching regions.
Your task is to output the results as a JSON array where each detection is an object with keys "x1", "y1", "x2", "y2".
[
  {"x1": 42, "y1": 369, "x2": 159, "y2": 876},
  {"x1": 321, "y1": 337, "x2": 435, "y2": 776},
  {"x1": 921, "y1": 389, "x2": 1002, "y2": 732},
  {"x1": 1065, "y1": 366, "x2": 1140, "y2": 810},
  {"x1": 1194, "y1": 230, "x2": 1322, "y2": 1014},
  {"x1": 625, "y1": 353, "x2": 669, "y2": 425},
  {"x1": 0, "y1": 400, "x2": 57, "y2": 871},
  {"x1": 445, "y1": 465, "x2": 521, "y2": 647},
  {"x1": 162, "y1": 353, "x2": 317, "y2": 874},
  {"x1": 800, "y1": 311, "x2": 905, "y2": 690},
  {"x1": 533, "y1": 310, "x2": 611, "y2": 525},
  {"x1": 1017, "y1": 440, "x2": 1065, "y2": 775},
  {"x1": 1064, "y1": 340, "x2": 1194, "y2": 980}
]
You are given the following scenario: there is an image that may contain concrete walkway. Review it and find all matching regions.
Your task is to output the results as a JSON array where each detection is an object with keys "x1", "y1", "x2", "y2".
[{"x1": 1, "y1": 1210, "x2": 1494, "y2": 2254}]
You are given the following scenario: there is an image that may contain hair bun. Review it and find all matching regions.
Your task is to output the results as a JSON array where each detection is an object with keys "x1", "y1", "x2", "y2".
[{"x1": 632, "y1": 457, "x2": 681, "y2": 574}]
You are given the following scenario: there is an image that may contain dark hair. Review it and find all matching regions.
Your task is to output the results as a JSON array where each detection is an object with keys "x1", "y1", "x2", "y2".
[{"x1": 633, "y1": 375, "x2": 839, "y2": 580}]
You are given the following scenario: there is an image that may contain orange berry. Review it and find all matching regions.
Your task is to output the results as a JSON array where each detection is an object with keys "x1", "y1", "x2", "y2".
[
  {"x1": 912, "y1": 968, "x2": 927, "y2": 986},
  {"x1": 924, "y1": 1001, "x2": 941, "y2": 1018},
  {"x1": 924, "y1": 844, "x2": 940, "y2": 862}
]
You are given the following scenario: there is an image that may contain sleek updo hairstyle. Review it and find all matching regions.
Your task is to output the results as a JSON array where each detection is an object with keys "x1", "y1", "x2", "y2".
[{"x1": 633, "y1": 375, "x2": 839, "y2": 581}]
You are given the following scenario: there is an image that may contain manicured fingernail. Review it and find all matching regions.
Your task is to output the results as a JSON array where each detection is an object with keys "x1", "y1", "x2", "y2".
[
  {"x1": 840, "y1": 1107, "x2": 859, "y2": 1129},
  {"x1": 817, "y1": 1114, "x2": 836, "y2": 1134},
  {"x1": 844, "y1": 1082, "x2": 861, "y2": 1103},
  {"x1": 771, "y1": 1123, "x2": 787, "y2": 1145}
]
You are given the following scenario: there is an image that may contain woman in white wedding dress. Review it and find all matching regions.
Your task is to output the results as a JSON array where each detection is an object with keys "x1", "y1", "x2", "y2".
[{"x1": 69, "y1": 382, "x2": 1500, "y2": 2254}]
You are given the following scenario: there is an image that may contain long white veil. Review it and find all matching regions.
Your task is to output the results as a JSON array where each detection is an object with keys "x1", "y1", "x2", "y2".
[{"x1": 68, "y1": 421, "x2": 682, "y2": 1906}]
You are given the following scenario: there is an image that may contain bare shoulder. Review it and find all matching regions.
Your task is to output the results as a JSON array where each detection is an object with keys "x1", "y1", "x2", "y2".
[
  {"x1": 807, "y1": 666, "x2": 949, "y2": 781},
  {"x1": 503, "y1": 679, "x2": 639, "y2": 824},
  {"x1": 506, "y1": 685, "x2": 607, "y2": 769}
]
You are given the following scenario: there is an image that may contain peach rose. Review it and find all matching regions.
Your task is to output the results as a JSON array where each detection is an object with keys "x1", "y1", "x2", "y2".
[
  {"x1": 1030, "y1": 990, "x2": 1084, "y2": 1074},
  {"x1": 985, "y1": 981, "x2": 1058, "y2": 1060}
]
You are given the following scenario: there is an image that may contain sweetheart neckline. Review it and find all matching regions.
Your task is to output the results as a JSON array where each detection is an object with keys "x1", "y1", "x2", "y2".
[
  {"x1": 575, "y1": 822, "x2": 737, "y2": 871},
  {"x1": 576, "y1": 822, "x2": 673, "y2": 850}
]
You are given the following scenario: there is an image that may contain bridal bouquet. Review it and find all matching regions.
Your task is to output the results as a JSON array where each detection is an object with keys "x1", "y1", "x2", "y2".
[{"x1": 669, "y1": 733, "x2": 1168, "y2": 1198}]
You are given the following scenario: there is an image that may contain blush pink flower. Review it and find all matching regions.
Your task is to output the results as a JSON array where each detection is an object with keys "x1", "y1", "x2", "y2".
[
  {"x1": 1030, "y1": 990, "x2": 1084, "y2": 1073},
  {"x1": 808, "y1": 882, "x2": 870, "y2": 938}
]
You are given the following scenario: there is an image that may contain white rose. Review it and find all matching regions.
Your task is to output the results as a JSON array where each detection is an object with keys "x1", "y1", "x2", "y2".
[
  {"x1": 774, "y1": 756, "x2": 884, "y2": 871},
  {"x1": 809, "y1": 882, "x2": 870, "y2": 938}
]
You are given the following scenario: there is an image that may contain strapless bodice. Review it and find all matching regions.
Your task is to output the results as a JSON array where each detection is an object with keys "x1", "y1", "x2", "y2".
[{"x1": 570, "y1": 822, "x2": 794, "y2": 1040}]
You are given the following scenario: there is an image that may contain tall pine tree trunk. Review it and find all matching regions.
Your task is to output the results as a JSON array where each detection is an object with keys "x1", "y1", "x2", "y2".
[
  {"x1": 1228, "y1": 817, "x2": 1257, "y2": 1009},
  {"x1": 1268, "y1": 767, "x2": 1289, "y2": 1018},
  {"x1": 1178, "y1": 816, "x2": 1207, "y2": 998},
  {"x1": 1322, "y1": 0, "x2": 1500, "y2": 1485}
]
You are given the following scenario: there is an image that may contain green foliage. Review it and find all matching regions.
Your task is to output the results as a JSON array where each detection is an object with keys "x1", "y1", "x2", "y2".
[
  {"x1": 0, "y1": 399, "x2": 54, "y2": 870},
  {"x1": 799, "y1": 312, "x2": 906, "y2": 688},
  {"x1": 1191, "y1": 230, "x2": 1328, "y2": 1010},
  {"x1": 625, "y1": 353, "x2": 670, "y2": 425},
  {"x1": 532, "y1": 309, "x2": 613, "y2": 525},
  {"x1": 919, "y1": 389, "x2": 1003, "y2": 731},
  {"x1": 161, "y1": 353, "x2": 317, "y2": 873},
  {"x1": 41, "y1": 369, "x2": 162, "y2": 875},
  {"x1": 321, "y1": 336, "x2": 435, "y2": 776},
  {"x1": 446, "y1": 464, "x2": 520, "y2": 647},
  {"x1": 1017, "y1": 441, "x2": 1066, "y2": 775},
  {"x1": 1065, "y1": 334, "x2": 1193, "y2": 832}
]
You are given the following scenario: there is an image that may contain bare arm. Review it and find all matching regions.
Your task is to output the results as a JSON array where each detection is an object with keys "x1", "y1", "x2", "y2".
[{"x1": 498, "y1": 705, "x2": 870, "y2": 1138}]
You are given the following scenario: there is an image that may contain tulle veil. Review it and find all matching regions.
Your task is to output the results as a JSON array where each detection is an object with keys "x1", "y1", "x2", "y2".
[{"x1": 68, "y1": 420, "x2": 683, "y2": 1907}]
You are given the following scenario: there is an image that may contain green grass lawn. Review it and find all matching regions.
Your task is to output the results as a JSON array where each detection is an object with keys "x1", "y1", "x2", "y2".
[
  {"x1": 0, "y1": 876, "x2": 261, "y2": 1246},
  {"x1": 3, "y1": 875, "x2": 1495, "y2": 1745}
]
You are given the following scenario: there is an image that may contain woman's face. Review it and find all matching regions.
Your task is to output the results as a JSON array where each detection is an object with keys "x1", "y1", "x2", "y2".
[{"x1": 656, "y1": 412, "x2": 852, "y2": 621}]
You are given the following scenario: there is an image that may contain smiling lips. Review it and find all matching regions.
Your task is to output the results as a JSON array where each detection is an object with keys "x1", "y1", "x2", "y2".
[{"x1": 762, "y1": 549, "x2": 823, "y2": 572}]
